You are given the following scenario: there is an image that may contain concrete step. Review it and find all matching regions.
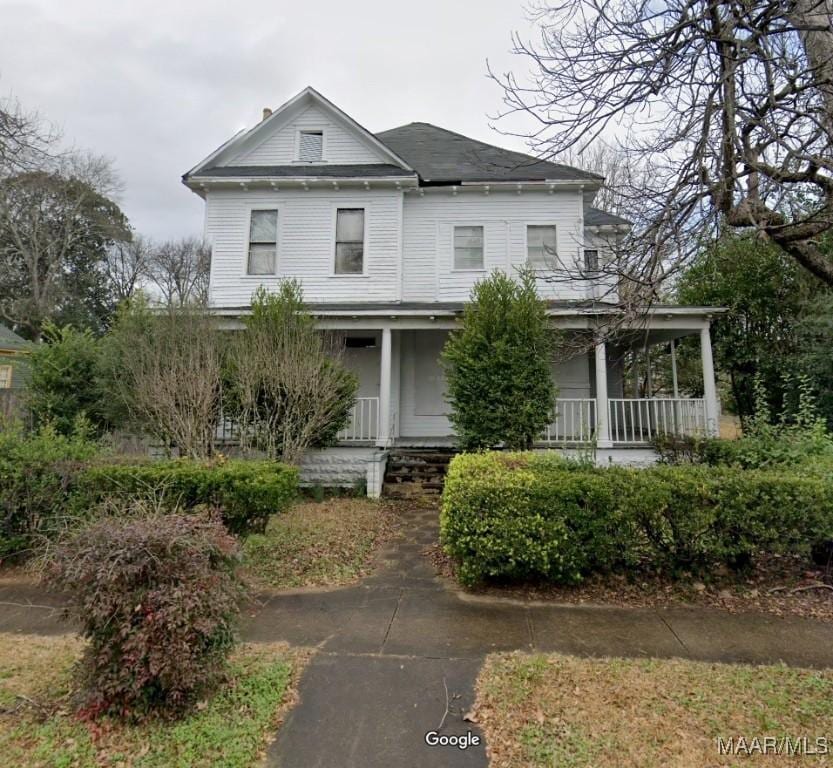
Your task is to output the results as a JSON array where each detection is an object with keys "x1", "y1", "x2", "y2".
[{"x1": 382, "y1": 449, "x2": 457, "y2": 498}]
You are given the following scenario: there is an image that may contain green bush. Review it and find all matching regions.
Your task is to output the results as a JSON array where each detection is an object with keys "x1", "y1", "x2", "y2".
[
  {"x1": 27, "y1": 322, "x2": 107, "y2": 436},
  {"x1": 43, "y1": 511, "x2": 244, "y2": 719},
  {"x1": 0, "y1": 423, "x2": 99, "y2": 559},
  {"x1": 74, "y1": 458, "x2": 298, "y2": 534},
  {"x1": 441, "y1": 451, "x2": 833, "y2": 586},
  {"x1": 441, "y1": 270, "x2": 556, "y2": 450}
]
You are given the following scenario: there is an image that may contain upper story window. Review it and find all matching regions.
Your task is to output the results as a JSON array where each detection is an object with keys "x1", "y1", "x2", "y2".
[
  {"x1": 0, "y1": 365, "x2": 11, "y2": 389},
  {"x1": 453, "y1": 225, "x2": 484, "y2": 270},
  {"x1": 584, "y1": 249, "x2": 600, "y2": 272},
  {"x1": 335, "y1": 208, "x2": 365, "y2": 274},
  {"x1": 247, "y1": 209, "x2": 278, "y2": 275},
  {"x1": 527, "y1": 225, "x2": 557, "y2": 268},
  {"x1": 298, "y1": 130, "x2": 323, "y2": 162}
]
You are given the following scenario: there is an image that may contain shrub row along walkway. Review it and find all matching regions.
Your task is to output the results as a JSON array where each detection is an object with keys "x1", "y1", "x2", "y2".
[{"x1": 2, "y1": 502, "x2": 833, "y2": 767}]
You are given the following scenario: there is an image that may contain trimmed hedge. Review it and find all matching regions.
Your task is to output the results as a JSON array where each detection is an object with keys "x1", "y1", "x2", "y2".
[
  {"x1": 0, "y1": 425, "x2": 99, "y2": 559},
  {"x1": 440, "y1": 451, "x2": 833, "y2": 586},
  {"x1": 1, "y1": 426, "x2": 299, "y2": 557},
  {"x1": 74, "y1": 459, "x2": 299, "y2": 535}
]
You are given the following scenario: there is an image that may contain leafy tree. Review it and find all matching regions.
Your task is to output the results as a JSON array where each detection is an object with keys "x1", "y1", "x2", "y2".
[
  {"x1": 226, "y1": 283, "x2": 357, "y2": 464},
  {"x1": 442, "y1": 270, "x2": 556, "y2": 449},
  {"x1": 0, "y1": 169, "x2": 129, "y2": 339},
  {"x1": 26, "y1": 322, "x2": 106, "y2": 436},
  {"x1": 676, "y1": 234, "x2": 833, "y2": 426}
]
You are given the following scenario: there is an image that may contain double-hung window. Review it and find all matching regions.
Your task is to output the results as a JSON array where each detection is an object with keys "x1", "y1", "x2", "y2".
[
  {"x1": 0, "y1": 365, "x2": 11, "y2": 389},
  {"x1": 527, "y1": 225, "x2": 557, "y2": 268},
  {"x1": 247, "y1": 209, "x2": 278, "y2": 275},
  {"x1": 335, "y1": 208, "x2": 365, "y2": 274},
  {"x1": 453, "y1": 225, "x2": 484, "y2": 270}
]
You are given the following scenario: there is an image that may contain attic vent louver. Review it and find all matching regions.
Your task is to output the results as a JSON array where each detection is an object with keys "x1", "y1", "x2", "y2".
[{"x1": 299, "y1": 130, "x2": 323, "y2": 162}]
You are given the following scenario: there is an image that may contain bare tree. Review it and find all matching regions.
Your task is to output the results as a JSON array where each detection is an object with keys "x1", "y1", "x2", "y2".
[
  {"x1": 492, "y1": 0, "x2": 833, "y2": 290},
  {"x1": 0, "y1": 92, "x2": 58, "y2": 175},
  {"x1": 105, "y1": 235, "x2": 151, "y2": 303},
  {"x1": 146, "y1": 237, "x2": 211, "y2": 306},
  {"x1": 227, "y1": 283, "x2": 357, "y2": 464},
  {"x1": 103, "y1": 302, "x2": 222, "y2": 458}
]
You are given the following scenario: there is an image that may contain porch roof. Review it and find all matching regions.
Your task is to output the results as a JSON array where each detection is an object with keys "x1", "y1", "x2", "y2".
[{"x1": 210, "y1": 300, "x2": 725, "y2": 318}]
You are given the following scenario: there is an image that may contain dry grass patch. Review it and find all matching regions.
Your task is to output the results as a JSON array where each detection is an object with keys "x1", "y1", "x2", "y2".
[
  {"x1": 0, "y1": 633, "x2": 308, "y2": 768},
  {"x1": 243, "y1": 497, "x2": 397, "y2": 590},
  {"x1": 475, "y1": 652, "x2": 833, "y2": 767}
]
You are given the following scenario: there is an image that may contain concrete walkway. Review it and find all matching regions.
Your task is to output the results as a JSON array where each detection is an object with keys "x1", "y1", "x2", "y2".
[{"x1": 2, "y1": 502, "x2": 833, "y2": 767}]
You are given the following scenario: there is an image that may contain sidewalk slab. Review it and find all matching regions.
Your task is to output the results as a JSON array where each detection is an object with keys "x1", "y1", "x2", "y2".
[
  {"x1": 531, "y1": 604, "x2": 686, "y2": 658},
  {"x1": 660, "y1": 607, "x2": 833, "y2": 668},
  {"x1": 268, "y1": 654, "x2": 486, "y2": 768}
]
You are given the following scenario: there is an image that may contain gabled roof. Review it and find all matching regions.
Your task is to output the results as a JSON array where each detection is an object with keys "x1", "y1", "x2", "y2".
[
  {"x1": 0, "y1": 323, "x2": 29, "y2": 351},
  {"x1": 184, "y1": 86, "x2": 414, "y2": 181},
  {"x1": 375, "y1": 122, "x2": 603, "y2": 185}
]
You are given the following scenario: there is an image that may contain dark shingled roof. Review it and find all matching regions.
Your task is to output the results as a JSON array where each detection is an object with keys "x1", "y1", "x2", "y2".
[
  {"x1": 0, "y1": 323, "x2": 28, "y2": 351},
  {"x1": 188, "y1": 164, "x2": 413, "y2": 179},
  {"x1": 375, "y1": 122, "x2": 603, "y2": 184},
  {"x1": 584, "y1": 206, "x2": 631, "y2": 227}
]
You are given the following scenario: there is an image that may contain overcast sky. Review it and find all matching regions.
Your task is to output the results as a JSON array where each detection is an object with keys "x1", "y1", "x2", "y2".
[{"x1": 0, "y1": 0, "x2": 541, "y2": 240}]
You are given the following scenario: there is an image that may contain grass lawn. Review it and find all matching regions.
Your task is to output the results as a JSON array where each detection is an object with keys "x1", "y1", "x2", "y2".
[
  {"x1": 243, "y1": 497, "x2": 397, "y2": 590},
  {"x1": 0, "y1": 633, "x2": 307, "y2": 768},
  {"x1": 475, "y1": 652, "x2": 833, "y2": 767}
]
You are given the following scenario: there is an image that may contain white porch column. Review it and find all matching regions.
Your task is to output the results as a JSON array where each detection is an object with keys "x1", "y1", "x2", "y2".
[
  {"x1": 377, "y1": 326, "x2": 393, "y2": 448},
  {"x1": 670, "y1": 339, "x2": 679, "y2": 398},
  {"x1": 594, "y1": 340, "x2": 612, "y2": 447},
  {"x1": 700, "y1": 325, "x2": 719, "y2": 437}
]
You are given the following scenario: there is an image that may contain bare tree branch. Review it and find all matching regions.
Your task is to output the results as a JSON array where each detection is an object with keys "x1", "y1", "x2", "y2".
[{"x1": 491, "y1": 0, "x2": 833, "y2": 292}]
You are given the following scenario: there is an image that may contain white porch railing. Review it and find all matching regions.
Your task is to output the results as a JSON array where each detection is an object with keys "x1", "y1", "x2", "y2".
[
  {"x1": 608, "y1": 398, "x2": 707, "y2": 444},
  {"x1": 337, "y1": 396, "x2": 380, "y2": 442},
  {"x1": 541, "y1": 398, "x2": 597, "y2": 444}
]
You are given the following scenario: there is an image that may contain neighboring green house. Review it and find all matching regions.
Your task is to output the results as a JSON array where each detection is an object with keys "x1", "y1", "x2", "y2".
[{"x1": 0, "y1": 323, "x2": 31, "y2": 392}]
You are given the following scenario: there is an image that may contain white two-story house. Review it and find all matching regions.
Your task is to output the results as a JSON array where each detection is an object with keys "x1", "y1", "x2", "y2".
[{"x1": 183, "y1": 87, "x2": 720, "y2": 486}]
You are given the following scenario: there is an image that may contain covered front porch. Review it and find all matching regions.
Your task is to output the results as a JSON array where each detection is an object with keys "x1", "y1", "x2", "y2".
[{"x1": 326, "y1": 304, "x2": 720, "y2": 449}]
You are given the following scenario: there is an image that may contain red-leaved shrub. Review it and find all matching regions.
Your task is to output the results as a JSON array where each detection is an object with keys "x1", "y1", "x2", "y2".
[{"x1": 44, "y1": 510, "x2": 245, "y2": 719}]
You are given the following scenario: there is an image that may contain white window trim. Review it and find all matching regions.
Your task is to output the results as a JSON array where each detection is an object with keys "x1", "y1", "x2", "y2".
[
  {"x1": 330, "y1": 203, "x2": 369, "y2": 277},
  {"x1": 294, "y1": 127, "x2": 326, "y2": 164},
  {"x1": 450, "y1": 223, "x2": 487, "y2": 272},
  {"x1": 0, "y1": 364, "x2": 12, "y2": 389},
  {"x1": 242, "y1": 206, "x2": 281, "y2": 278},
  {"x1": 523, "y1": 222, "x2": 559, "y2": 270}
]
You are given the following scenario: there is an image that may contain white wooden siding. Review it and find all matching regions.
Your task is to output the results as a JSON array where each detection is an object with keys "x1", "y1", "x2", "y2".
[
  {"x1": 205, "y1": 186, "x2": 618, "y2": 306},
  {"x1": 397, "y1": 330, "x2": 594, "y2": 438},
  {"x1": 205, "y1": 189, "x2": 401, "y2": 306},
  {"x1": 400, "y1": 191, "x2": 598, "y2": 302},
  {"x1": 228, "y1": 103, "x2": 387, "y2": 166}
]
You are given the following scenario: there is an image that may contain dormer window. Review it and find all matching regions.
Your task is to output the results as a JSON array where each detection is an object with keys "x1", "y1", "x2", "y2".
[{"x1": 298, "y1": 130, "x2": 323, "y2": 162}]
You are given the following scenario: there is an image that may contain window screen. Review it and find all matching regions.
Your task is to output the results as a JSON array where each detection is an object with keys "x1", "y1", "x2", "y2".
[
  {"x1": 247, "y1": 209, "x2": 278, "y2": 275},
  {"x1": 527, "y1": 225, "x2": 557, "y2": 268},
  {"x1": 299, "y1": 130, "x2": 323, "y2": 162},
  {"x1": 453, "y1": 226, "x2": 484, "y2": 269},
  {"x1": 335, "y1": 208, "x2": 365, "y2": 274}
]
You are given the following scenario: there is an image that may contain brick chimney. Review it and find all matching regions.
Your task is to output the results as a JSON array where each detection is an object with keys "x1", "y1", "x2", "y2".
[{"x1": 262, "y1": 107, "x2": 273, "y2": 121}]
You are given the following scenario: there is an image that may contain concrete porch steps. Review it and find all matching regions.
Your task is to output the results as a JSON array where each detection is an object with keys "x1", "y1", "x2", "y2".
[{"x1": 383, "y1": 449, "x2": 457, "y2": 498}]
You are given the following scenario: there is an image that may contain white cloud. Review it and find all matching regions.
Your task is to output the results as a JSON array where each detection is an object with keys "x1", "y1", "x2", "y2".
[{"x1": 0, "y1": 0, "x2": 538, "y2": 239}]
